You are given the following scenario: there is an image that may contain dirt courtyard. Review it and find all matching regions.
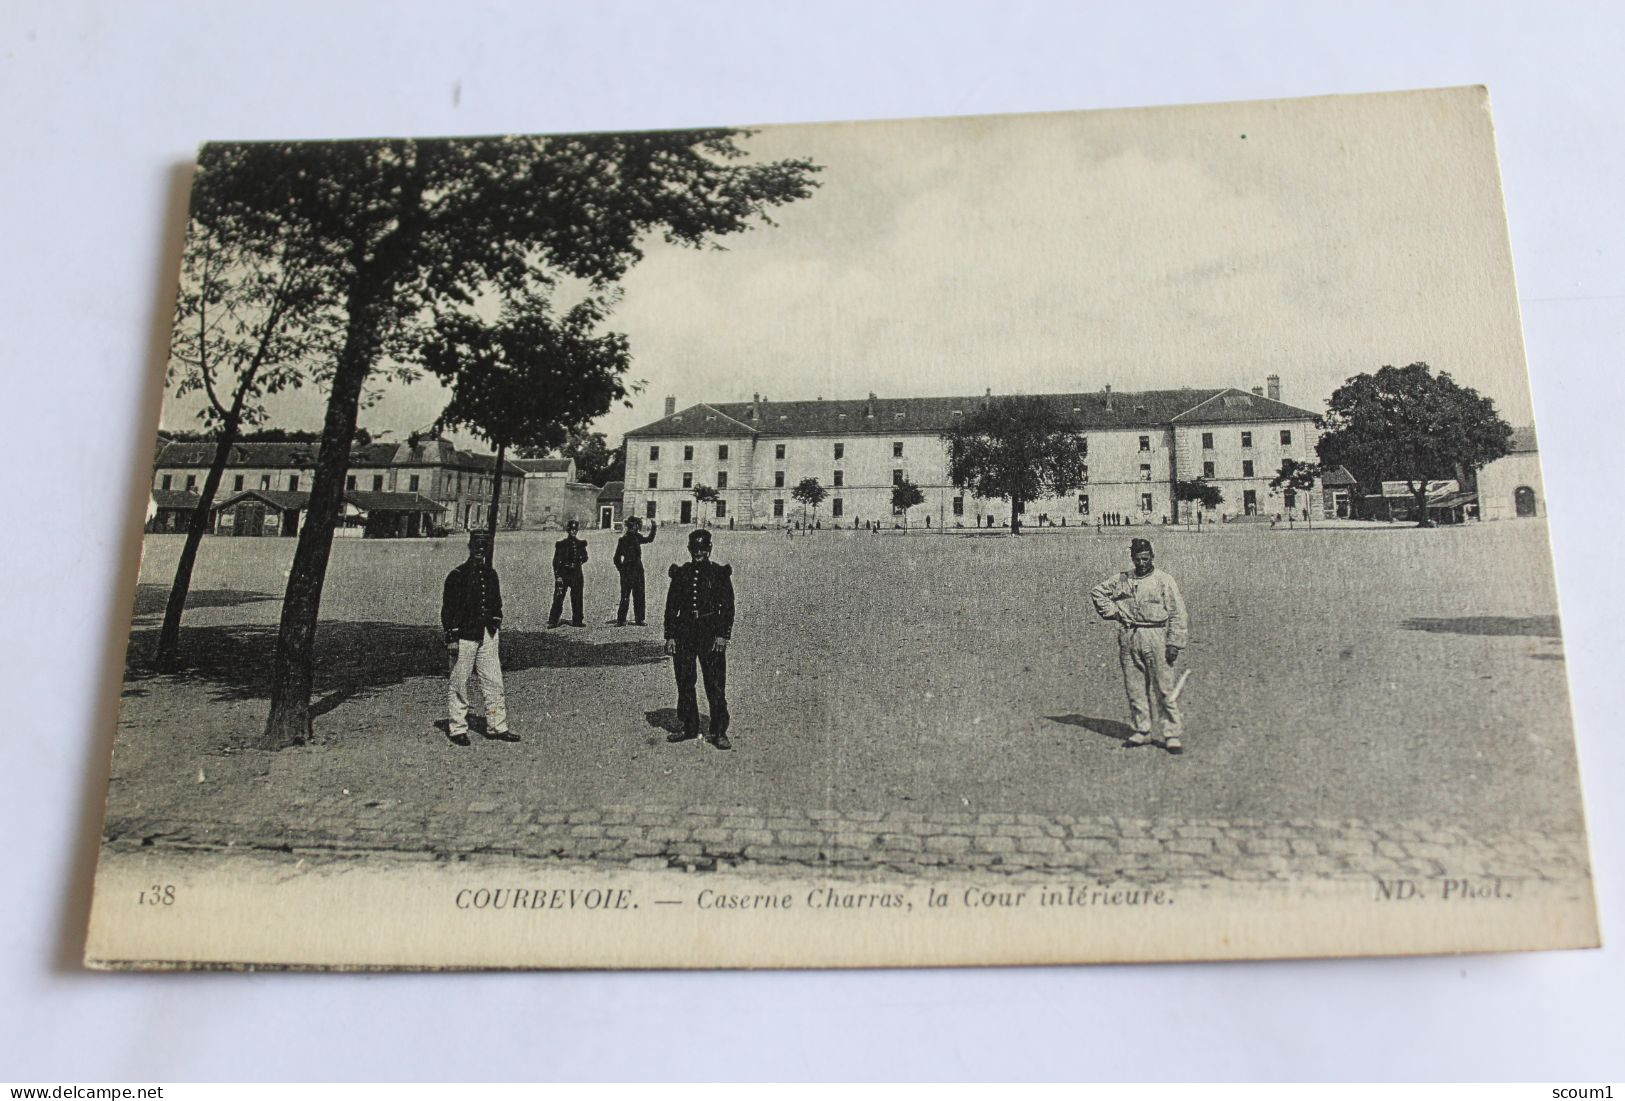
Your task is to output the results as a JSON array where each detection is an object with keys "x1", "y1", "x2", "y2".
[{"x1": 107, "y1": 520, "x2": 1583, "y2": 837}]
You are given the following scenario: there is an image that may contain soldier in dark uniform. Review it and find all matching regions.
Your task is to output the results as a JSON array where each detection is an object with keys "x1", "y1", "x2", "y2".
[
  {"x1": 663, "y1": 528, "x2": 735, "y2": 750},
  {"x1": 612, "y1": 516, "x2": 657, "y2": 626},
  {"x1": 440, "y1": 531, "x2": 516, "y2": 746},
  {"x1": 548, "y1": 518, "x2": 589, "y2": 627}
]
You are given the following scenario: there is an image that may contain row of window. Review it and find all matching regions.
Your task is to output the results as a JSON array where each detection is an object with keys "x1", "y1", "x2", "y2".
[
  {"x1": 647, "y1": 430, "x2": 1292, "y2": 466},
  {"x1": 159, "y1": 471, "x2": 509, "y2": 495},
  {"x1": 638, "y1": 492, "x2": 1169, "y2": 521},
  {"x1": 1200, "y1": 460, "x2": 1273, "y2": 478},
  {"x1": 1201, "y1": 430, "x2": 1291, "y2": 449}
]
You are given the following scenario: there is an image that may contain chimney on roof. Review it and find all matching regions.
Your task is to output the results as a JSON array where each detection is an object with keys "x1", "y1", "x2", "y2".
[
  {"x1": 663, "y1": 395, "x2": 676, "y2": 417},
  {"x1": 1104, "y1": 383, "x2": 1113, "y2": 412},
  {"x1": 1251, "y1": 386, "x2": 1264, "y2": 396},
  {"x1": 750, "y1": 393, "x2": 760, "y2": 420},
  {"x1": 1266, "y1": 374, "x2": 1281, "y2": 401}
]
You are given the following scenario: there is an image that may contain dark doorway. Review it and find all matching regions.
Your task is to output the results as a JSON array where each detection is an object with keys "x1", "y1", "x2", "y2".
[
  {"x1": 1243, "y1": 489, "x2": 1258, "y2": 515},
  {"x1": 680, "y1": 500, "x2": 693, "y2": 524},
  {"x1": 234, "y1": 502, "x2": 265, "y2": 537},
  {"x1": 1515, "y1": 485, "x2": 1537, "y2": 517}
]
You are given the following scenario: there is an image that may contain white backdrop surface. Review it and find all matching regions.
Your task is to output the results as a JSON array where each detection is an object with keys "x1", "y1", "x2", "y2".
[{"x1": 1, "y1": 0, "x2": 1620, "y2": 1082}]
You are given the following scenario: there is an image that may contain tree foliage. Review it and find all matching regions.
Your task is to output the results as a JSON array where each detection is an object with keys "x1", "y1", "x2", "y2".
[
  {"x1": 892, "y1": 477, "x2": 925, "y2": 525},
  {"x1": 191, "y1": 132, "x2": 822, "y2": 747},
  {"x1": 942, "y1": 395, "x2": 1089, "y2": 534},
  {"x1": 1316, "y1": 362, "x2": 1511, "y2": 526},
  {"x1": 1173, "y1": 478, "x2": 1224, "y2": 510},
  {"x1": 791, "y1": 477, "x2": 827, "y2": 519}
]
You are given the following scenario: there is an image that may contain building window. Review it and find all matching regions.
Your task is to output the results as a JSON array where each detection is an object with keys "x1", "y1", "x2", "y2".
[
  {"x1": 683, "y1": 445, "x2": 693, "y2": 461},
  {"x1": 1241, "y1": 431, "x2": 1253, "y2": 449},
  {"x1": 372, "y1": 475, "x2": 384, "y2": 491},
  {"x1": 1080, "y1": 463, "x2": 1089, "y2": 482},
  {"x1": 409, "y1": 474, "x2": 419, "y2": 492},
  {"x1": 1284, "y1": 489, "x2": 1297, "y2": 510},
  {"x1": 893, "y1": 441, "x2": 904, "y2": 458},
  {"x1": 1280, "y1": 429, "x2": 1292, "y2": 446},
  {"x1": 892, "y1": 469, "x2": 903, "y2": 486},
  {"x1": 345, "y1": 475, "x2": 355, "y2": 490},
  {"x1": 682, "y1": 472, "x2": 693, "y2": 489},
  {"x1": 645, "y1": 500, "x2": 656, "y2": 519},
  {"x1": 1140, "y1": 493, "x2": 1154, "y2": 513},
  {"x1": 773, "y1": 499, "x2": 784, "y2": 518},
  {"x1": 649, "y1": 445, "x2": 660, "y2": 461},
  {"x1": 1140, "y1": 464, "x2": 1151, "y2": 481},
  {"x1": 716, "y1": 472, "x2": 728, "y2": 490},
  {"x1": 832, "y1": 498, "x2": 843, "y2": 517},
  {"x1": 160, "y1": 474, "x2": 172, "y2": 490},
  {"x1": 775, "y1": 443, "x2": 786, "y2": 460},
  {"x1": 718, "y1": 444, "x2": 729, "y2": 461},
  {"x1": 261, "y1": 474, "x2": 271, "y2": 490},
  {"x1": 953, "y1": 496, "x2": 964, "y2": 516},
  {"x1": 1202, "y1": 461, "x2": 1215, "y2": 479},
  {"x1": 1202, "y1": 432, "x2": 1214, "y2": 450},
  {"x1": 834, "y1": 442, "x2": 844, "y2": 460},
  {"x1": 1242, "y1": 460, "x2": 1255, "y2": 478},
  {"x1": 234, "y1": 475, "x2": 244, "y2": 491},
  {"x1": 774, "y1": 471, "x2": 785, "y2": 488},
  {"x1": 715, "y1": 500, "x2": 727, "y2": 519},
  {"x1": 288, "y1": 476, "x2": 299, "y2": 492},
  {"x1": 833, "y1": 470, "x2": 843, "y2": 487},
  {"x1": 183, "y1": 474, "x2": 196, "y2": 491},
  {"x1": 1078, "y1": 494, "x2": 1090, "y2": 514},
  {"x1": 1139, "y1": 435, "x2": 1151, "y2": 452}
]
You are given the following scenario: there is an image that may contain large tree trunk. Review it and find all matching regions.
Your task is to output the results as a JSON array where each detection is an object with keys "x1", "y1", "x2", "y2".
[
  {"x1": 1009, "y1": 495, "x2": 1023, "y2": 535},
  {"x1": 153, "y1": 419, "x2": 242, "y2": 671},
  {"x1": 483, "y1": 440, "x2": 506, "y2": 564},
  {"x1": 259, "y1": 292, "x2": 380, "y2": 749}
]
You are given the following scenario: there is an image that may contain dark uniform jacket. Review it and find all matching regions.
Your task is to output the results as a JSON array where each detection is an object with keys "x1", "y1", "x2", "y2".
[
  {"x1": 441, "y1": 560, "x2": 503, "y2": 642},
  {"x1": 552, "y1": 535, "x2": 589, "y2": 573},
  {"x1": 613, "y1": 527, "x2": 656, "y2": 570},
  {"x1": 664, "y1": 560, "x2": 735, "y2": 642}
]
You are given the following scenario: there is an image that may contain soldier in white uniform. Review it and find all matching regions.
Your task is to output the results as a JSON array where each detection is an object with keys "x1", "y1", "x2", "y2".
[{"x1": 1090, "y1": 537, "x2": 1189, "y2": 754}]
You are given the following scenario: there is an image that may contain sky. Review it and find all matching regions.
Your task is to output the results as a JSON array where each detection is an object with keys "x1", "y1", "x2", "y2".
[{"x1": 160, "y1": 86, "x2": 1538, "y2": 449}]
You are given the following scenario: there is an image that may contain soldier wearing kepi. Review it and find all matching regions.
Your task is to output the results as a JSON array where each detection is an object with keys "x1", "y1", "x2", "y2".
[
  {"x1": 1090, "y1": 537, "x2": 1190, "y2": 754},
  {"x1": 441, "y1": 531, "x2": 517, "y2": 747},
  {"x1": 612, "y1": 516, "x2": 657, "y2": 626},
  {"x1": 663, "y1": 528, "x2": 735, "y2": 750},
  {"x1": 548, "y1": 518, "x2": 589, "y2": 628}
]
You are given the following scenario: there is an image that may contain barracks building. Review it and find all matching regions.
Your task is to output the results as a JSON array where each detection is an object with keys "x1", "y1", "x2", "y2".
[{"x1": 621, "y1": 377, "x2": 1324, "y2": 529}]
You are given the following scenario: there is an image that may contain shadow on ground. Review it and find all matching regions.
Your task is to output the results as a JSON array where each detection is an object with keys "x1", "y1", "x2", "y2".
[
  {"x1": 1401, "y1": 615, "x2": 1562, "y2": 638},
  {"x1": 124, "y1": 622, "x2": 667, "y2": 717},
  {"x1": 1046, "y1": 713, "x2": 1138, "y2": 744},
  {"x1": 130, "y1": 584, "x2": 281, "y2": 618}
]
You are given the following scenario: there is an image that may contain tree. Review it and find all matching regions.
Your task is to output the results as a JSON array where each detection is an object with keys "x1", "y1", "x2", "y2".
[
  {"x1": 790, "y1": 477, "x2": 827, "y2": 526},
  {"x1": 1316, "y1": 363, "x2": 1512, "y2": 527},
  {"x1": 1173, "y1": 478, "x2": 1224, "y2": 523},
  {"x1": 891, "y1": 477, "x2": 925, "y2": 528},
  {"x1": 424, "y1": 293, "x2": 632, "y2": 560},
  {"x1": 692, "y1": 483, "x2": 718, "y2": 524},
  {"x1": 152, "y1": 210, "x2": 338, "y2": 671},
  {"x1": 942, "y1": 395, "x2": 1089, "y2": 535},
  {"x1": 192, "y1": 133, "x2": 821, "y2": 748},
  {"x1": 1269, "y1": 459, "x2": 1322, "y2": 527}
]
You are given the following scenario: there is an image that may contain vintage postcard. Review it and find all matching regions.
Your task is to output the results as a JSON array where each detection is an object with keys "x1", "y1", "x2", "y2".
[{"x1": 85, "y1": 86, "x2": 1597, "y2": 969}]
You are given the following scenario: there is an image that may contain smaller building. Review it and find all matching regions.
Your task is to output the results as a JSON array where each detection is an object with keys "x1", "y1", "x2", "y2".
[
  {"x1": 596, "y1": 480, "x2": 624, "y2": 530},
  {"x1": 513, "y1": 458, "x2": 601, "y2": 529},
  {"x1": 212, "y1": 488, "x2": 445, "y2": 538},
  {"x1": 148, "y1": 489, "x2": 202, "y2": 533},
  {"x1": 1319, "y1": 466, "x2": 1358, "y2": 519},
  {"x1": 1477, "y1": 426, "x2": 1543, "y2": 521}
]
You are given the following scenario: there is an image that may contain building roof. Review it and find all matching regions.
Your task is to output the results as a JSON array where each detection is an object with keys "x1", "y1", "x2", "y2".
[
  {"x1": 1509, "y1": 425, "x2": 1537, "y2": 454},
  {"x1": 154, "y1": 438, "x2": 523, "y2": 475},
  {"x1": 510, "y1": 457, "x2": 574, "y2": 474},
  {"x1": 624, "y1": 388, "x2": 1317, "y2": 439},
  {"x1": 1319, "y1": 465, "x2": 1358, "y2": 487},
  {"x1": 213, "y1": 489, "x2": 311, "y2": 511},
  {"x1": 151, "y1": 490, "x2": 202, "y2": 510},
  {"x1": 598, "y1": 480, "x2": 624, "y2": 502}
]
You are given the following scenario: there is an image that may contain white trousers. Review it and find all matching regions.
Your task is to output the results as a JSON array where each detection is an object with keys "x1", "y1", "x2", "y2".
[
  {"x1": 1118, "y1": 625, "x2": 1183, "y2": 739},
  {"x1": 448, "y1": 629, "x2": 508, "y2": 736}
]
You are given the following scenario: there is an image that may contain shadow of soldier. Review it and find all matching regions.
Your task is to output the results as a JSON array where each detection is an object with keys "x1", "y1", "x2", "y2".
[
  {"x1": 124, "y1": 622, "x2": 668, "y2": 719},
  {"x1": 129, "y1": 583, "x2": 282, "y2": 620},
  {"x1": 643, "y1": 708, "x2": 718, "y2": 744},
  {"x1": 1045, "y1": 713, "x2": 1140, "y2": 744}
]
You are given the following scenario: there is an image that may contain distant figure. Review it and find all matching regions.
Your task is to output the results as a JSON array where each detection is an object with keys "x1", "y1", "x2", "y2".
[
  {"x1": 663, "y1": 528, "x2": 735, "y2": 751},
  {"x1": 1090, "y1": 537, "x2": 1189, "y2": 755},
  {"x1": 548, "y1": 519, "x2": 588, "y2": 627},
  {"x1": 441, "y1": 531, "x2": 515, "y2": 747},
  {"x1": 613, "y1": 516, "x2": 657, "y2": 626}
]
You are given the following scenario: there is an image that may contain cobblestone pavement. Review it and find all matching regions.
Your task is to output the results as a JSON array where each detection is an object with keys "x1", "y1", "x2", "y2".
[{"x1": 102, "y1": 798, "x2": 1591, "y2": 885}]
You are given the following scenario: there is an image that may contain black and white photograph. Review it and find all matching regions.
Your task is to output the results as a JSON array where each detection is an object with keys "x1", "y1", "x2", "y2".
[{"x1": 82, "y1": 86, "x2": 1597, "y2": 970}]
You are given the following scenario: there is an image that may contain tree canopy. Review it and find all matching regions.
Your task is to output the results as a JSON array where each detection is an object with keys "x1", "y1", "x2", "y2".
[
  {"x1": 892, "y1": 477, "x2": 925, "y2": 524},
  {"x1": 1173, "y1": 478, "x2": 1224, "y2": 511},
  {"x1": 942, "y1": 395, "x2": 1089, "y2": 534},
  {"x1": 791, "y1": 477, "x2": 827, "y2": 518},
  {"x1": 1316, "y1": 362, "x2": 1511, "y2": 525}
]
